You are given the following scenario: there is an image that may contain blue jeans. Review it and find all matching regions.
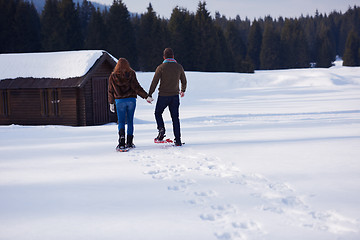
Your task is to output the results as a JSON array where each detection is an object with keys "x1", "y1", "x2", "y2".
[
  {"x1": 155, "y1": 95, "x2": 181, "y2": 140},
  {"x1": 115, "y1": 98, "x2": 136, "y2": 135}
]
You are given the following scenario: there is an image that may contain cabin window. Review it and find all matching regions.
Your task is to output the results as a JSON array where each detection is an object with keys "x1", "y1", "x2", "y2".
[
  {"x1": 41, "y1": 89, "x2": 61, "y2": 116},
  {"x1": 1, "y1": 90, "x2": 10, "y2": 116}
]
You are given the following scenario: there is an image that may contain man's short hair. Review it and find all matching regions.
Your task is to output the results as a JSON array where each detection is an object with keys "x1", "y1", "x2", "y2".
[{"x1": 163, "y1": 48, "x2": 174, "y2": 58}]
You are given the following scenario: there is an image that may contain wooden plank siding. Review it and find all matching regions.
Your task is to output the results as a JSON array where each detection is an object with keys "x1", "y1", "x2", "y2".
[
  {"x1": 83, "y1": 79, "x2": 93, "y2": 126},
  {"x1": 76, "y1": 87, "x2": 86, "y2": 126},
  {"x1": 0, "y1": 90, "x2": 10, "y2": 117},
  {"x1": 0, "y1": 88, "x2": 78, "y2": 126}
]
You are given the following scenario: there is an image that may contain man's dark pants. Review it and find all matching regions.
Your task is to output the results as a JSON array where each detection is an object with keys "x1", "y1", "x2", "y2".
[{"x1": 155, "y1": 95, "x2": 181, "y2": 140}]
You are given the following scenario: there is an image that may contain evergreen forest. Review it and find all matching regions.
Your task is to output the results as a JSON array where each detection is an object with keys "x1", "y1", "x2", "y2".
[{"x1": 1, "y1": 0, "x2": 360, "y2": 72}]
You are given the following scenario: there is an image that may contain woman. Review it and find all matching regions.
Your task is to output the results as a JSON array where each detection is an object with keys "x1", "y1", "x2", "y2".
[{"x1": 108, "y1": 58, "x2": 152, "y2": 151}]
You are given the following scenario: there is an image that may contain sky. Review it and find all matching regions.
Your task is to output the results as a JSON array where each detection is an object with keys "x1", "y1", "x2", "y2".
[{"x1": 92, "y1": 0, "x2": 359, "y2": 19}]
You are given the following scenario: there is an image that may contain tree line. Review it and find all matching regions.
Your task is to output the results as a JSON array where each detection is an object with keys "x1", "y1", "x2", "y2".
[{"x1": 1, "y1": 0, "x2": 360, "y2": 72}]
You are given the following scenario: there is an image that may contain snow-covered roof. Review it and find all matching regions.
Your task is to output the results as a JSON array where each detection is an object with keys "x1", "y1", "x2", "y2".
[{"x1": 0, "y1": 50, "x2": 115, "y2": 80}]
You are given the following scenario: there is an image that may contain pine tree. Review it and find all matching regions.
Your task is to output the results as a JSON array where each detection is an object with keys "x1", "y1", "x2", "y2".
[
  {"x1": 281, "y1": 19, "x2": 310, "y2": 68},
  {"x1": 41, "y1": 0, "x2": 62, "y2": 51},
  {"x1": 194, "y1": 1, "x2": 220, "y2": 71},
  {"x1": 224, "y1": 21, "x2": 253, "y2": 72},
  {"x1": 136, "y1": 3, "x2": 165, "y2": 71},
  {"x1": 234, "y1": 15, "x2": 251, "y2": 45},
  {"x1": 79, "y1": 0, "x2": 95, "y2": 46},
  {"x1": 214, "y1": 25, "x2": 233, "y2": 72},
  {"x1": 246, "y1": 20, "x2": 262, "y2": 70},
  {"x1": 58, "y1": 0, "x2": 82, "y2": 50},
  {"x1": 338, "y1": 6, "x2": 360, "y2": 56},
  {"x1": 168, "y1": 7, "x2": 196, "y2": 70},
  {"x1": 0, "y1": 0, "x2": 19, "y2": 53},
  {"x1": 214, "y1": 11, "x2": 228, "y2": 30},
  {"x1": 260, "y1": 22, "x2": 282, "y2": 70},
  {"x1": 343, "y1": 29, "x2": 360, "y2": 66},
  {"x1": 327, "y1": 11, "x2": 342, "y2": 58},
  {"x1": 106, "y1": 0, "x2": 137, "y2": 68},
  {"x1": 13, "y1": 0, "x2": 41, "y2": 53},
  {"x1": 316, "y1": 27, "x2": 336, "y2": 68},
  {"x1": 302, "y1": 16, "x2": 317, "y2": 62},
  {"x1": 84, "y1": 8, "x2": 107, "y2": 50}
]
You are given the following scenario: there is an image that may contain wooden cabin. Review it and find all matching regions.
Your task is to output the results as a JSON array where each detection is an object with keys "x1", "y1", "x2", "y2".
[{"x1": 0, "y1": 50, "x2": 117, "y2": 126}]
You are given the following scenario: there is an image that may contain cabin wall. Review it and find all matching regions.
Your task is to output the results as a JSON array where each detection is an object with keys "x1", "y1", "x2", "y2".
[{"x1": 0, "y1": 88, "x2": 78, "y2": 126}]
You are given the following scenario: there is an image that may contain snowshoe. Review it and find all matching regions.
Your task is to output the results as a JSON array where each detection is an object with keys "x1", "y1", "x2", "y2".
[
  {"x1": 116, "y1": 145, "x2": 129, "y2": 152},
  {"x1": 154, "y1": 138, "x2": 173, "y2": 144},
  {"x1": 174, "y1": 139, "x2": 183, "y2": 146}
]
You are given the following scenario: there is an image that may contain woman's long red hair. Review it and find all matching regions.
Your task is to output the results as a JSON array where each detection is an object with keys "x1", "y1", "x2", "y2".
[{"x1": 113, "y1": 58, "x2": 133, "y2": 77}]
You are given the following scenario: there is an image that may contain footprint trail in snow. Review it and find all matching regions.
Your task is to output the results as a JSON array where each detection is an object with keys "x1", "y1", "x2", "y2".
[{"x1": 128, "y1": 146, "x2": 359, "y2": 239}]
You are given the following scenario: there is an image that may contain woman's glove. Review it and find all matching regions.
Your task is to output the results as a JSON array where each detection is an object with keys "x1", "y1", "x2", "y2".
[{"x1": 110, "y1": 103, "x2": 115, "y2": 113}]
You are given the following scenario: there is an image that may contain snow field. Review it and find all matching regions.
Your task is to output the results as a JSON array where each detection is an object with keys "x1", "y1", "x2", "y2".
[{"x1": 1, "y1": 63, "x2": 360, "y2": 239}]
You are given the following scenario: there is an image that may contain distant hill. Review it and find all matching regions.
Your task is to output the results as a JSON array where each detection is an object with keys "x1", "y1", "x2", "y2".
[{"x1": 26, "y1": 0, "x2": 108, "y2": 13}]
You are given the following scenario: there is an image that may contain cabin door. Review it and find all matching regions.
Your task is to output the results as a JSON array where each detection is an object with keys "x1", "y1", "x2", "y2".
[{"x1": 92, "y1": 77, "x2": 109, "y2": 125}]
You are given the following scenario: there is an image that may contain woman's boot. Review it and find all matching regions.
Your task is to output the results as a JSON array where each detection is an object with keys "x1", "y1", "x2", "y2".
[
  {"x1": 126, "y1": 135, "x2": 135, "y2": 148},
  {"x1": 116, "y1": 129, "x2": 126, "y2": 151}
]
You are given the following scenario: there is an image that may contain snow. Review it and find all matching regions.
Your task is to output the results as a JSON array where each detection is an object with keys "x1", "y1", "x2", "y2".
[
  {"x1": 1, "y1": 62, "x2": 360, "y2": 240},
  {"x1": 0, "y1": 50, "x2": 109, "y2": 80}
]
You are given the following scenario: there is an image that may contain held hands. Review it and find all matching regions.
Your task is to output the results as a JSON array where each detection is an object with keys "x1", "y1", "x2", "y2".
[
  {"x1": 145, "y1": 93, "x2": 182, "y2": 104},
  {"x1": 146, "y1": 96, "x2": 154, "y2": 104},
  {"x1": 110, "y1": 103, "x2": 115, "y2": 113}
]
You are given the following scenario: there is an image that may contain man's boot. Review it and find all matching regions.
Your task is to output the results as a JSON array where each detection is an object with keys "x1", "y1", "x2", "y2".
[
  {"x1": 155, "y1": 127, "x2": 165, "y2": 141},
  {"x1": 174, "y1": 138, "x2": 182, "y2": 146}
]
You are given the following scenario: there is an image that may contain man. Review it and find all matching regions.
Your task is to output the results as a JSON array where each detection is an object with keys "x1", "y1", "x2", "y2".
[{"x1": 148, "y1": 48, "x2": 187, "y2": 146}]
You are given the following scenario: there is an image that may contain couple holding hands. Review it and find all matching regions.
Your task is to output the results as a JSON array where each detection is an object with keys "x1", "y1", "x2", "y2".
[{"x1": 108, "y1": 48, "x2": 187, "y2": 151}]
